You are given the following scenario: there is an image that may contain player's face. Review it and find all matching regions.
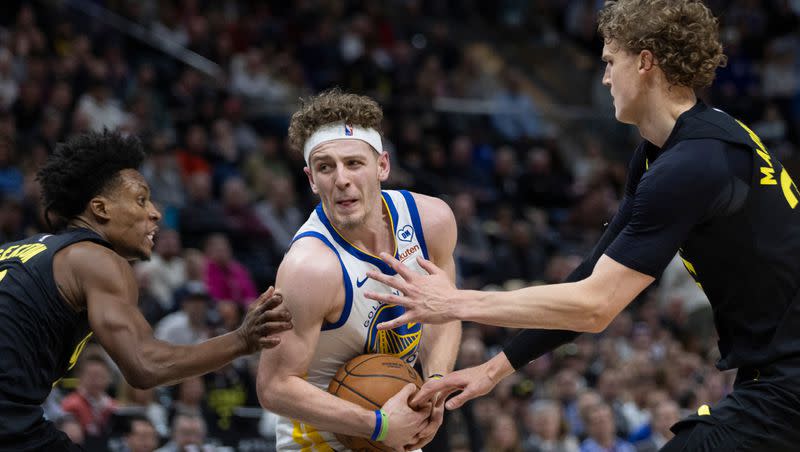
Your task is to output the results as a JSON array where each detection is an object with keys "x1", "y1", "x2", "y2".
[
  {"x1": 305, "y1": 140, "x2": 389, "y2": 230},
  {"x1": 602, "y1": 41, "x2": 645, "y2": 125},
  {"x1": 102, "y1": 169, "x2": 161, "y2": 260}
]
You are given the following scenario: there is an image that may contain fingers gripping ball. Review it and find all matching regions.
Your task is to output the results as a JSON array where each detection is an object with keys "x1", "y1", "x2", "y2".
[{"x1": 327, "y1": 354, "x2": 423, "y2": 451}]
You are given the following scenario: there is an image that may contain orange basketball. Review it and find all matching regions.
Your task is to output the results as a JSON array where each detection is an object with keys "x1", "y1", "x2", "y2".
[{"x1": 327, "y1": 354, "x2": 423, "y2": 451}]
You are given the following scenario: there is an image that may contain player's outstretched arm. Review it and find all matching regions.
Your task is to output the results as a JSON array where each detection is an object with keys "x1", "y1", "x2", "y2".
[
  {"x1": 367, "y1": 254, "x2": 654, "y2": 333},
  {"x1": 61, "y1": 242, "x2": 292, "y2": 389},
  {"x1": 256, "y1": 239, "x2": 427, "y2": 450},
  {"x1": 413, "y1": 352, "x2": 515, "y2": 412}
]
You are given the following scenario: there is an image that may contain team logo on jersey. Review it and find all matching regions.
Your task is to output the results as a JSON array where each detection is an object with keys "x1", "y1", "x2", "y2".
[
  {"x1": 344, "y1": 123, "x2": 354, "y2": 136},
  {"x1": 397, "y1": 225, "x2": 414, "y2": 242},
  {"x1": 365, "y1": 303, "x2": 421, "y2": 363}
]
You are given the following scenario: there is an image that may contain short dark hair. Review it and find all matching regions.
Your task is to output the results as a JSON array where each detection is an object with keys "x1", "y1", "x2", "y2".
[
  {"x1": 125, "y1": 414, "x2": 155, "y2": 435},
  {"x1": 37, "y1": 130, "x2": 145, "y2": 229}
]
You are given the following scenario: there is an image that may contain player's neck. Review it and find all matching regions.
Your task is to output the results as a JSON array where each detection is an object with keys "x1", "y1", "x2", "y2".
[
  {"x1": 336, "y1": 203, "x2": 395, "y2": 257},
  {"x1": 636, "y1": 84, "x2": 696, "y2": 148},
  {"x1": 68, "y1": 216, "x2": 108, "y2": 242}
]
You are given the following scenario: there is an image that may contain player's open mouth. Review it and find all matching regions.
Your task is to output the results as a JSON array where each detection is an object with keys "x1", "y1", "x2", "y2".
[
  {"x1": 337, "y1": 199, "x2": 358, "y2": 208},
  {"x1": 146, "y1": 229, "x2": 158, "y2": 246}
]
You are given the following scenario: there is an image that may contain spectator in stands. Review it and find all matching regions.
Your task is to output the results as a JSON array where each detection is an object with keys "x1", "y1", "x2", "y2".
[
  {"x1": 178, "y1": 172, "x2": 228, "y2": 249},
  {"x1": 136, "y1": 229, "x2": 187, "y2": 313},
  {"x1": 523, "y1": 399, "x2": 579, "y2": 452},
  {"x1": 155, "y1": 413, "x2": 209, "y2": 452},
  {"x1": 76, "y1": 77, "x2": 129, "y2": 132},
  {"x1": 202, "y1": 233, "x2": 258, "y2": 308},
  {"x1": 633, "y1": 400, "x2": 680, "y2": 452},
  {"x1": 486, "y1": 413, "x2": 524, "y2": 452},
  {"x1": 117, "y1": 382, "x2": 170, "y2": 439},
  {"x1": 0, "y1": 135, "x2": 23, "y2": 200},
  {"x1": 61, "y1": 354, "x2": 118, "y2": 438},
  {"x1": 122, "y1": 415, "x2": 159, "y2": 452},
  {"x1": 579, "y1": 402, "x2": 635, "y2": 452},
  {"x1": 154, "y1": 281, "x2": 211, "y2": 345},
  {"x1": 451, "y1": 191, "x2": 492, "y2": 288},
  {"x1": 253, "y1": 174, "x2": 304, "y2": 254},
  {"x1": 168, "y1": 377, "x2": 210, "y2": 425}
]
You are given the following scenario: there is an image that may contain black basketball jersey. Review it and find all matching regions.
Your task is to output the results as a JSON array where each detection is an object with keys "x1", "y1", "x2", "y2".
[
  {"x1": 503, "y1": 102, "x2": 800, "y2": 372},
  {"x1": 0, "y1": 228, "x2": 111, "y2": 442},
  {"x1": 606, "y1": 101, "x2": 800, "y2": 371}
]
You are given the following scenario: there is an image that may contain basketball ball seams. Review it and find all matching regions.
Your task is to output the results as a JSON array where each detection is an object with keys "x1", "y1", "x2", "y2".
[
  {"x1": 345, "y1": 353, "x2": 390, "y2": 373},
  {"x1": 328, "y1": 354, "x2": 423, "y2": 451},
  {"x1": 342, "y1": 373, "x2": 419, "y2": 385},
  {"x1": 336, "y1": 381, "x2": 381, "y2": 408}
]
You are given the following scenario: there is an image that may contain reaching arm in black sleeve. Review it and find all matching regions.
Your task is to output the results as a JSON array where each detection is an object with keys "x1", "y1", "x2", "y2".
[
  {"x1": 501, "y1": 144, "x2": 649, "y2": 370},
  {"x1": 502, "y1": 196, "x2": 632, "y2": 369}
]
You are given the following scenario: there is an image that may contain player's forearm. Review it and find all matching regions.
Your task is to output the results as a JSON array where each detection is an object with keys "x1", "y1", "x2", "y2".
[
  {"x1": 259, "y1": 375, "x2": 375, "y2": 438},
  {"x1": 133, "y1": 332, "x2": 247, "y2": 388},
  {"x1": 419, "y1": 321, "x2": 461, "y2": 379},
  {"x1": 454, "y1": 282, "x2": 607, "y2": 333}
]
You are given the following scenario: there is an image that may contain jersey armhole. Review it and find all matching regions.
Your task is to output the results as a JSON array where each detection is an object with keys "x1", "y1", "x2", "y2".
[{"x1": 292, "y1": 231, "x2": 353, "y2": 331}]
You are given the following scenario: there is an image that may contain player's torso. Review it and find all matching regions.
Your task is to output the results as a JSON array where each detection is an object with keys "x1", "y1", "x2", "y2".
[
  {"x1": 275, "y1": 190, "x2": 429, "y2": 451},
  {"x1": 0, "y1": 229, "x2": 108, "y2": 439},
  {"x1": 640, "y1": 105, "x2": 800, "y2": 369}
]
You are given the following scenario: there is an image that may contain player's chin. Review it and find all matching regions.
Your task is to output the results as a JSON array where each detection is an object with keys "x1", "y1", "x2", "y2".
[{"x1": 135, "y1": 244, "x2": 153, "y2": 261}]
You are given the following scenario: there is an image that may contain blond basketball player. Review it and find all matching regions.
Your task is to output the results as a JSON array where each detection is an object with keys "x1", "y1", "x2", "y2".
[{"x1": 256, "y1": 89, "x2": 462, "y2": 451}]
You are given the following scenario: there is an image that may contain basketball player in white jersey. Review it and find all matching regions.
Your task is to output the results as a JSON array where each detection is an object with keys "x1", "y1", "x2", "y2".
[{"x1": 256, "y1": 89, "x2": 462, "y2": 451}]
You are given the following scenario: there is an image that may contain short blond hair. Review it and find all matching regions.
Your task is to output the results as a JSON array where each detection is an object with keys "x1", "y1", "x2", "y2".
[{"x1": 598, "y1": 0, "x2": 727, "y2": 89}]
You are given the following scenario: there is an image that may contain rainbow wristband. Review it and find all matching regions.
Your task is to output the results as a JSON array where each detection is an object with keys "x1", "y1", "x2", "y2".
[{"x1": 376, "y1": 409, "x2": 389, "y2": 442}]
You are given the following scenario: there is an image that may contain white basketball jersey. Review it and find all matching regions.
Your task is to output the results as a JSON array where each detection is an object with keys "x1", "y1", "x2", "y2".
[{"x1": 275, "y1": 190, "x2": 429, "y2": 452}]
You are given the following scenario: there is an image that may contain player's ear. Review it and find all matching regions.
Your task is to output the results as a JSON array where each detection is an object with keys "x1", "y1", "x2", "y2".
[
  {"x1": 377, "y1": 151, "x2": 390, "y2": 182},
  {"x1": 304, "y1": 166, "x2": 319, "y2": 194},
  {"x1": 88, "y1": 196, "x2": 112, "y2": 222},
  {"x1": 639, "y1": 49, "x2": 655, "y2": 72}
]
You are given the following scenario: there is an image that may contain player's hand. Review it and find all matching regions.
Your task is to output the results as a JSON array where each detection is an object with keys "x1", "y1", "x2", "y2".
[
  {"x1": 364, "y1": 253, "x2": 459, "y2": 330},
  {"x1": 380, "y1": 383, "x2": 428, "y2": 451},
  {"x1": 237, "y1": 286, "x2": 293, "y2": 353},
  {"x1": 411, "y1": 361, "x2": 501, "y2": 411},
  {"x1": 404, "y1": 392, "x2": 445, "y2": 450}
]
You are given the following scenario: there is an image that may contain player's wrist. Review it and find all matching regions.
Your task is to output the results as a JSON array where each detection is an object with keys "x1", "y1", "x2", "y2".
[
  {"x1": 486, "y1": 352, "x2": 514, "y2": 384},
  {"x1": 233, "y1": 327, "x2": 251, "y2": 354},
  {"x1": 452, "y1": 289, "x2": 478, "y2": 321},
  {"x1": 370, "y1": 409, "x2": 388, "y2": 441}
]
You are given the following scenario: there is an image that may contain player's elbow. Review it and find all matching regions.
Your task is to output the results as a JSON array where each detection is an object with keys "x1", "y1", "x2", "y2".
[
  {"x1": 256, "y1": 374, "x2": 278, "y2": 411},
  {"x1": 582, "y1": 296, "x2": 616, "y2": 333},
  {"x1": 124, "y1": 367, "x2": 159, "y2": 390}
]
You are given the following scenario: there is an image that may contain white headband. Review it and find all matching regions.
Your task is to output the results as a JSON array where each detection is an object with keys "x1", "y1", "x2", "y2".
[{"x1": 303, "y1": 122, "x2": 383, "y2": 165}]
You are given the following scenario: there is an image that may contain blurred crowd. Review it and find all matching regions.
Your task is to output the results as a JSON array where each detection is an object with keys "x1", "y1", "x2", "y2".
[{"x1": 0, "y1": 1, "x2": 798, "y2": 451}]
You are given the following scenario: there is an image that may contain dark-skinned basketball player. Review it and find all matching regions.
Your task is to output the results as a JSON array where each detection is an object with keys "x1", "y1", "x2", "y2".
[
  {"x1": 364, "y1": 1, "x2": 800, "y2": 450},
  {"x1": 0, "y1": 131, "x2": 293, "y2": 451}
]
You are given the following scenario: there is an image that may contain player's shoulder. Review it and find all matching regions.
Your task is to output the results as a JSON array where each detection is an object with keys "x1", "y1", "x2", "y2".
[
  {"x1": 58, "y1": 240, "x2": 130, "y2": 276},
  {"x1": 407, "y1": 191, "x2": 456, "y2": 235},
  {"x1": 280, "y1": 235, "x2": 341, "y2": 280},
  {"x1": 652, "y1": 138, "x2": 729, "y2": 175},
  {"x1": 276, "y1": 234, "x2": 344, "y2": 311}
]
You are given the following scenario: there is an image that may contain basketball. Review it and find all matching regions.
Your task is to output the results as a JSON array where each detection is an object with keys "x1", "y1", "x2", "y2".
[{"x1": 327, "y1": 354, "x2": 423, "y2": 451}]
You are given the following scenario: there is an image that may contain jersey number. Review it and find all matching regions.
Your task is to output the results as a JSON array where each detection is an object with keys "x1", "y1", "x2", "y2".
[{"x1": 737, "y1": 120, "x2": 799, "y2": 209}]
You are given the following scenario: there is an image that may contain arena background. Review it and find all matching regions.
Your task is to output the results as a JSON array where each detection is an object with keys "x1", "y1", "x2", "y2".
[{"x1": 0, "y1": 0, "x2": 798, "y2": 451}]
